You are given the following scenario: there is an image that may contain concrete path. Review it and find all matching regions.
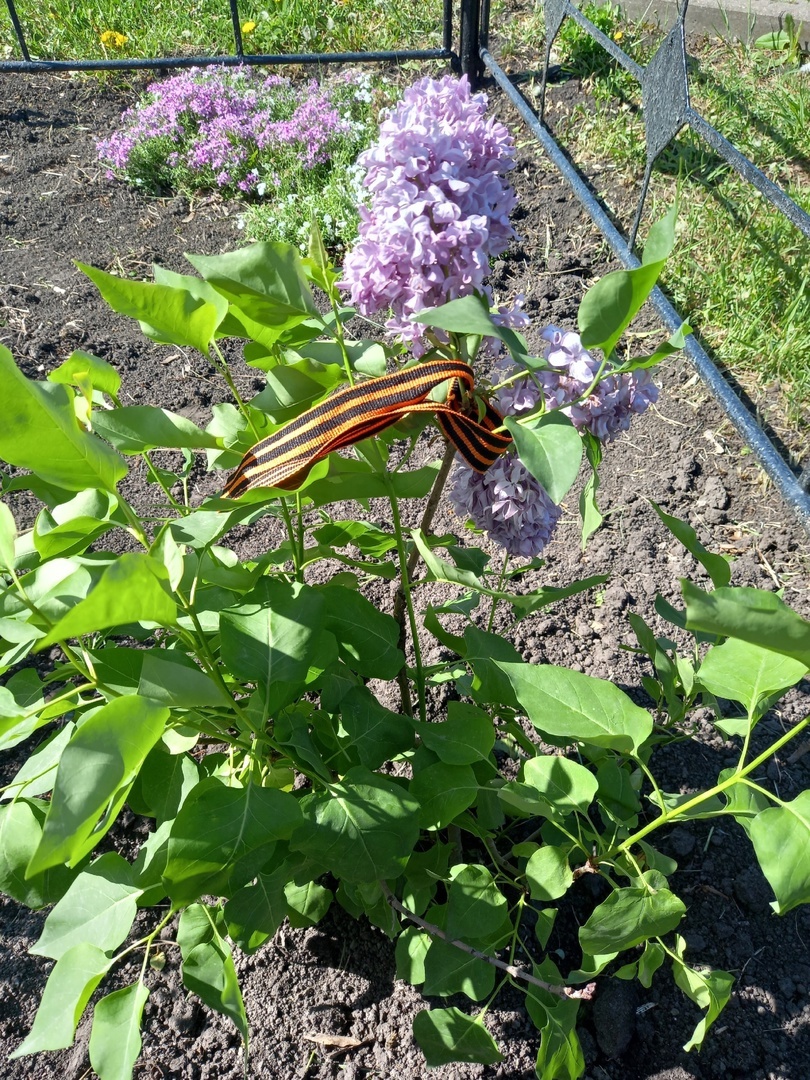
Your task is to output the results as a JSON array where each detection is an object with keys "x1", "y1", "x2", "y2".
[{"x1": 618, "y1": 0, "x2": 810, "y2": 51}]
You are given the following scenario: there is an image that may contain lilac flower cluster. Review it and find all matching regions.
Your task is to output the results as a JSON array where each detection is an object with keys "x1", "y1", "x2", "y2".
[
  {"x1": 450, "y1": 451, "x2": 564, "y2": 558},
  {"x1": 340, "y1": 75, "x2": 518, "y2": 353},
  {"x1": 97, "y1": 67, "x2": 367, "y2": 198},
  {"x1": 450, "y1": 327, "x2": 659, "y2": 557},
  {"x1": 498, "y1": 326, "x2": 659, "y2": 442}
]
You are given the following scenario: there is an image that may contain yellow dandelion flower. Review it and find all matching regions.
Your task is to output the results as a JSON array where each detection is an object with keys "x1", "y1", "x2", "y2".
[
  {"x1": 100, "y1": 30, "x2": 128, "y2": 48},
  {"x1": 612, "y1": 30, "x2": 624, "y2": 42},
  {"x1": 241, "y1": 20, "x2": 257, "y2": 33}
]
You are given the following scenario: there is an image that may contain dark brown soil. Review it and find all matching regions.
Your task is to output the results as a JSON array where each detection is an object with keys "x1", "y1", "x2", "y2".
[{"x1": 1, "y1": 68, "x2": 809, "y2": 1080}]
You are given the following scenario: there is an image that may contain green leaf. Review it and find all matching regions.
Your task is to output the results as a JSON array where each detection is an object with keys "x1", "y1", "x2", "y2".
[
  {"x1": 303, "y1": 456, "x2": 441, "y2": 507},
  {"x1": 579, "y1": 873, "x2": 686, "y2": 955},
  {"x1": 285, "y1": 880, "x2": 332, "y2": 928},
  {"x1": 137, "y1": 650, "x2": 224, "y2": 709},
  {"x1": 321, "y1": 584, "x2": 404, "y2": 679},
  {"x1": 526, "y1": 845, "x2": 574, "y2": 901},
  {"x1": 445, "y1": 864, "x2": 508, "y2": 939},
  {"x1": 2, "y1": 722, "x2": 74, "y2": 802},
  {"x1": 151, "y1": 263, "x2": 231, "y2": 324},
  {"x1": 32, "y1": 853, "x2": 141, "y2": 960},
  {"x1": 650, "y1": 502, "x2": 731, "y2": 587},
  {"x1": 48, "y1": 350, "x2": 122, "y2": 399},
  {"x1": 395, "y1": 926, "x2": 431, "y2": 984},
  {"x1": 134, "y1": 745, "x2": 200, "y2": 823},
  {"x1": 220, "y1": 577, "x2": 330, "y2": 686},
  {"x1": 300, "y1": 338, "x2": 387, "y2": 377},
  {"x1": 33, "y1": 488, "x2": 121, "y2": 560},
  {"x1": 413, "y1": 1007, "x2": 503, "y2": 1067},
  {"x1": 0, "y1": 800, "x2": 76, "y2": 907},
  {"x1": 754, "y1": 28, "x2": 793, "y2": 49},
  {"x1": 698, "y1": 637, "x2": 807, "y2": 717},
  {"x1": 10, "y1": 943, "x2": 111, "y2": 1057},
  {"x1": 523, "y1": 755, "x2": 599, "y2": 816},
  {"x1": 526, "y1": 992, "x2": 584, "y2": 1080},
  {"x1": 250, "y1": 359, "x2": 344, "y2": 425},
  {"x1": 37, "y1": 553, "x2": 176, "y2": 649},
  {"x1": 638, "y1": 941, "x2": 665, "y2": 988},
  {"x1": 423, "y1": 936, "x2": 496, "y2": 1001},
  {"x1": 0, "y1": 668, "x2": 50, "y2": 751},
  {"x1": 683, "y1": 583, "x2": 810, "y2": 668},
  {"x1": 0, "y1": 501, "x2": 17, "y2": 570},
  {"x1": 596, "y1": 759, "x2": 642, "y2": 826},
  {"x1": 225, "y1": 868, "x2": 289, "y2": 954},
  {"x1": 164, "y1": 778, "x2": 302, "y2": 904},
  {"x1": 615, "y1": 322, "x2": 691, "y2": 373},
  {"x1": 534, "y1": 907, "x2": 557, "y2": 949},
  {"x1": 413, "y1": 531, "x2": 604, "y2": 620},
  {"x1": 464, "y1": 626, "x2": 523, "y2": 707},
  {"x1": 418, "y1": 702, "x2": 495, "y2": 765},
  {"x1": 671, "y1": 937, "x2": 734, "y2": 1052},
  {"x1": 411, "y1": 293, "x2": 531, "y2": 365},
  {"x1": 89, "y1": 982, "x2": 150, "y2": 1080},
  {"x1": 292, "y1": 767, "x2": 420, "y2": 882},
  {"x1": 749, "y1": 791, "x2": 810, "y2": 913},
  {"x1": 504, "y1": 411, "x2": 583, "y2": 504},
  {"x1": 312, "y1": 519, "x2": 397, "y2": 558},
  {"x1": 495, "y1": 663, "x2": 653, "y2": 753},
  {"x1": 410, "y1": 762, "x2": 478, "y2": 830},
  {"x1": 78, "y1": 262, "x2": 226, "y2": 354},
  {"x1": 185, "y1": 242, "x2": 320, "y2": 347},
  {"x1": 579, "y1": 432, "x2": 603, "y2": 547},
  {"x1": 92, "y1": 406, "x2": 221, "y2": 453},
  {"x1": 0, "y1": 343, "x2": 127, "y2": 492},
  {"x1": 28, "y1": 697, "x2": 169, "y2": 872},
  {"x1": 718, "y1": 771, "x2": 770, "y2": 836},
  {"x1": 578, "y1": 207, "x2": 676, "y2": 355},
  {"x1": 338, "y1": 686, "x2": 415, "y2": 771},
  {"x1": 178, "y1": 905, "x2": 248, "y2": 1042}
]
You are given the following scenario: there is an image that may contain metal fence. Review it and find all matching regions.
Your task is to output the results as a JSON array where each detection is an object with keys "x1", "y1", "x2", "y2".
[
  {"x1": 0, "y1": 0, "x2": 456, "y2": 71},
  {"x1": 2, "y1": 0, "x2": 808, "y2": 528},
  {"x1": 473, "y1": 0, "x2": 810, "y2": 530}
]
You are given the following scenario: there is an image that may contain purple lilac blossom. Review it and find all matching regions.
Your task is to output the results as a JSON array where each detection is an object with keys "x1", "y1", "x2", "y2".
[
  {"x1": 449, "y1": 451, "x2": 563, "y2": 558},
  {"x1": 450, "y1": 326, "x2": 659, "y2": 556},
  {"x1": 340, "y1": 74, "x2": 518, "y2": 354},
  {"x1": 498, "y1": 325, "x2": 659, "y2": 442}
]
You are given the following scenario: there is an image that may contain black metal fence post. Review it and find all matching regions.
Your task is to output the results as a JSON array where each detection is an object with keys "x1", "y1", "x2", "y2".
[{"x1": 459, "y1": 0, "x2": 483, "y2": 86}]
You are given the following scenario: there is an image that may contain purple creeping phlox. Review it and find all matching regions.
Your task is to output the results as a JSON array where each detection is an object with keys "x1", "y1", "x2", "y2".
[
  {"x1": 96, "y1": 67, "x2": 356, "y2": 197},
  {"x1": 450, "y1": 327, "x2": 659, "y2": 557},
  {"x1": 340, "y1": 74, "x2": 518, "y2": 354}
]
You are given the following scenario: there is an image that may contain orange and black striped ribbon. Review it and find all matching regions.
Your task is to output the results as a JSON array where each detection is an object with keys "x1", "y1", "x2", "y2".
[{"x1": 223, "y1": 358, "x2": 513, "y2": 498}]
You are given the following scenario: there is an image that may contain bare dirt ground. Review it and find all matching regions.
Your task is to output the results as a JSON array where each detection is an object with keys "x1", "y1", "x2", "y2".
[{"x1": 1, "y1": 67, "x2": 809, "y2": 1080}]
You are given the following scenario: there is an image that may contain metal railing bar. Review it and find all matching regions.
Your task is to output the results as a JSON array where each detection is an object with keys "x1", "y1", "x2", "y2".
[
  {"x1": 3, "y1": 0, "x2": 30, "y2": 61},
  {"x1": 0, "y1": 48, "x2": 453, "y2": 75},
  {"x1": 566, "y1": 8, "x2": 644, "y2": 79},
  {"x1": 444, "y1": 0, "x2": 455, "y2": 56},
  {"x1": 481, "y1": 46, "x2": 810, "y2": 531},
  {"x1": 688, "y1": 110, "x2": 810, "y2": 239},
  {"x1": 229, "y1": 0, "x2": 245, "y2": 59}
]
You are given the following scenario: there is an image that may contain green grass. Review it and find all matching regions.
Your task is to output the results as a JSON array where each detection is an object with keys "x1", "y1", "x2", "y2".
[
  {"x1": 0, "y1": 0, "x2": 444, "y2": 62},
  {"x1": 505, "y1": 2, "x2": 810, "y2": 438}
]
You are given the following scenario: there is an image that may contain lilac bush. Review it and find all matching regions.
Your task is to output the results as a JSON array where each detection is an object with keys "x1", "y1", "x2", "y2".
[
  {"x1": 340, "y1": 74, "x2": 518, "y2": 353},
  {"x1": 450, "y1": 326, "x2": 659, "y2": 556}
]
